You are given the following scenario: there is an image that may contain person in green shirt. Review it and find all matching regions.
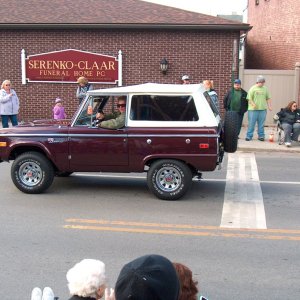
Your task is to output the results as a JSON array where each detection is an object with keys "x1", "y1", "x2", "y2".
[
  {"x1": 245, "y1": 75, "x2": 272, "y2": 141},
  {"x1": 97, "y1": 96, "x2": 127, "y2": 129},
  {"x1": 224, "y1": 79, "x2": 248, "y2": 136}
]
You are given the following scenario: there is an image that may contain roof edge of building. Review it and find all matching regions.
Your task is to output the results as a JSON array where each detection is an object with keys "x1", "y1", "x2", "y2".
[{"x1": 0, "y1": 23, "x2": 252, "y2": 31}]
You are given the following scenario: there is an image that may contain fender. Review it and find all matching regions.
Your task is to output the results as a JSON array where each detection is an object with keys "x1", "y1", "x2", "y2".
[{"x1": 8, "y1": 140, "x2": 57, "y2": 166}]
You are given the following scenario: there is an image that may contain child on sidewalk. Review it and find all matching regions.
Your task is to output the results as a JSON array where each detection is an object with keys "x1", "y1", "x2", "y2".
[{"x1": 53, "y1": 97, "x2": 67, "y2": 120}]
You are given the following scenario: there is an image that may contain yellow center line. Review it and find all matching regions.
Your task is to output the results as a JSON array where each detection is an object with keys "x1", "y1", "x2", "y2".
[
  {"x1": 63, "y1": 224, "x2": 300, "y2": 241},
  {"x1": 63, "y1": 219, "x2": 300, "y2": 241},
  {"x1": 65, "y1": 218, "x2": 300, "y2": 234}
]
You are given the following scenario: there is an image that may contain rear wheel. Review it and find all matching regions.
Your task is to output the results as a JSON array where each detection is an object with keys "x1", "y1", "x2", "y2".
[
  {"x1": 147, "y1": 159, "x2": 192, "y2": 200},
  {"x1": 223, "y1": 111, "x2": 239, "y2": 153},
  {"x1": 11, "y1": 152, "x2": 54, "y2": 194}
]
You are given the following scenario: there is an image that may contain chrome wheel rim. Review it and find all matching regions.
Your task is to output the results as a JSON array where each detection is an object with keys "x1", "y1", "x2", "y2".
[
  {"x1": 18, "y1": 161, "x2": 43, "y2": 186},
  {"x1": 156, "y1": 166, "x2": 182, "y2": 192}
]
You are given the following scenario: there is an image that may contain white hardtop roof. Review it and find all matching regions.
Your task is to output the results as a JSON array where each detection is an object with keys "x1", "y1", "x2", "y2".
[{"x1": 88, "y1": 83, "x2": 204, "y2": 95}]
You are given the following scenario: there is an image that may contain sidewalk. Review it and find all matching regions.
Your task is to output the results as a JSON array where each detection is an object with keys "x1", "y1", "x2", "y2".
[{"x1": 238, "y1": 126, "x2": 300, "y2": 153}]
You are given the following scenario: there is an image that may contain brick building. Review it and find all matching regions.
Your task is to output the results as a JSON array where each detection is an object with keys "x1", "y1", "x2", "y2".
[
  {"x1": 246, "y1": 0, "x2": 300, "y2": 69},
  {"x1": 0, "y1": 0, "x2": 250, "y2": 121}
]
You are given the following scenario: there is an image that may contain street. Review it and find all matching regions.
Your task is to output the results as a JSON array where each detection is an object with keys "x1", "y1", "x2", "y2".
[{"x1": 0, "y1": 151, "x2": 300, "y2": 300}]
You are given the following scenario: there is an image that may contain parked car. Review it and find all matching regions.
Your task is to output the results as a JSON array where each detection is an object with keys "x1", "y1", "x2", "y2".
[{"x1": 0, "y1": 83, "x2": 238, "y2": 200}]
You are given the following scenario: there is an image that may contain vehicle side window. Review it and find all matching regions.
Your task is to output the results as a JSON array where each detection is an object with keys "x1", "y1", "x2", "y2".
[{"x1": 130, "y1": 95, "x2": 199, "y2": 121}]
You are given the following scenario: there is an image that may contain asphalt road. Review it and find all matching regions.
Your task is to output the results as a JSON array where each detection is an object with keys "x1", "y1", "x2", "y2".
[{"x1": 0, "y1": 151, "x2": 299, "y2": 300}]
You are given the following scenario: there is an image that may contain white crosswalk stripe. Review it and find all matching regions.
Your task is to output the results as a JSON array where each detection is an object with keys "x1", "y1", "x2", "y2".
[{"x1": 221, "y1": 152, "x2": 267, "y2": 229}]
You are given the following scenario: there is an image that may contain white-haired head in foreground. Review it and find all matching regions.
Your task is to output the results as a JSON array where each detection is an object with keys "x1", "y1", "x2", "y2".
[{"x1": 66, "y1": 259, "x2": 106, "y2": 298}]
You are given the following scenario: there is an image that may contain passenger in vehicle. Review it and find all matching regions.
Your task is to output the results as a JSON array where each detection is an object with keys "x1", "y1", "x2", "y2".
[
  {"x1": 276, "y1": 101, "x2": 300, "y2": 147},
  {"x1": 97, "y1": 96, "x2": 126, "y2": 129}
]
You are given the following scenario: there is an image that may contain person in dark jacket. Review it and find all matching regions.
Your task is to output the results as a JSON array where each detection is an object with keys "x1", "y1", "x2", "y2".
[
  {"x1": 276, "y1": 101, "x2": 300, "y2": 147},
  {"x1": 223, "y1": 79, "x2": 248, "y2": 136}
]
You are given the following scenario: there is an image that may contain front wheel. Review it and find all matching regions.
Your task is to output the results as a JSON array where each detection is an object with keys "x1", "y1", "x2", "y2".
[
  {"x1": 11, "y1": 152, "x2": 54, "y2": 194},
  {"x1": 147, "y1": 159, "x2": 192, "y2": 200}
]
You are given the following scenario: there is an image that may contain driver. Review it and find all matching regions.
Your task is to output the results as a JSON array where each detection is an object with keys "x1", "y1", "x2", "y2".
[{"x1": 96, "y1": 96, "x2": 127, "y2": 129}]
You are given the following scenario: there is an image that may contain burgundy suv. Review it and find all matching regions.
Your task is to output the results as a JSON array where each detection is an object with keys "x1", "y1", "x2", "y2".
[{"x1": 0, "y1": 83, "x2": 238, "y2": 200}]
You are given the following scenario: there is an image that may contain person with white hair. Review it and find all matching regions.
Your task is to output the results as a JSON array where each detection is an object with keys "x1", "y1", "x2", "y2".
[
  {"x1": 30, "y1": 259, "x2": 113, "y2": 300},
  {"x1": 66, "y1": 259, "x2": 110, "y2": 300},
  {"x1": 0, "y1": 79, "x2": 20, "y2": 128}
]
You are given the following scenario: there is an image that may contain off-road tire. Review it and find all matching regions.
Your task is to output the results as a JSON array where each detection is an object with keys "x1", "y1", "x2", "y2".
[
  {"x1": 147, "y1": 159, "x2": 192, "y2": 200},
  {"x1": 11, "y1": 152, "x2": 54, "y2": 194},
  {"x1": 223, "y1": 111, "x2": 239, "y2": 153}
]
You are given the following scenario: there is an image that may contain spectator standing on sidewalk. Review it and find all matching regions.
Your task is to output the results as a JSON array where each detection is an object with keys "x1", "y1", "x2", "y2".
[
  {"x1": 76, "y1": 77, "x2": 93, "y2": 105},
  {"x1": 224, "y1": 79, "x2": 248, "y2": 136},
  {"x1": 0, "y1": 79, "x2": 20, "y2": 128},
  {"x1": 181, "y1": 75, "x2": 190, "y2": 84},
  {"x1": 245, "y1": 75, "x2": 272, "y2": 141},
  {"x1": 203, "y1": 79, "x2": 219, "y2": 112},
  {"x1": 53, "y1": 97, "x2": 67, "y2": 120}
]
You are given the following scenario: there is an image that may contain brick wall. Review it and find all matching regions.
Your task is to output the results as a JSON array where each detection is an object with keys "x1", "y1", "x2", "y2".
[
  {"x1": 246, "y1": 0, "x2": 300, "y2": 69},
  {"x1": 0, "y1": 28, "x2": 239, "y2": 121}
]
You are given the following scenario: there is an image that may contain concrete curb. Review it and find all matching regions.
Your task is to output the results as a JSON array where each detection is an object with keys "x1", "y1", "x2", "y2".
[{"x1": 238, "y1": 126, "x2": 300, "y2": 153}]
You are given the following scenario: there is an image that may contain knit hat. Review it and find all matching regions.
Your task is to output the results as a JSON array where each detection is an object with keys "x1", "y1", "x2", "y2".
[
  {"x1": 234, "y1": 79, "x2": 241, "y2": 84},
  {"x1": 256, "y1": 75, "x2": 265, "y2": 83},
  {"x1": 55, "y1": 97, "x2": 62, "y2": 103},
  {"x1": 115, "y1": 254, "x2": 179, "y2": 300}
]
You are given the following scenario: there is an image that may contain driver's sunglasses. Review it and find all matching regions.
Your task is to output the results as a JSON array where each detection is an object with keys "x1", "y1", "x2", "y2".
[{"x1": 117, "y1": 103, "x2": 126, "y2": 108}]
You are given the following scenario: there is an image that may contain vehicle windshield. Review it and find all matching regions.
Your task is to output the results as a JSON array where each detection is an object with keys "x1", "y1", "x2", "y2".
[{"x1": 73, "y1": 95, "x2": 123, "y2": 126}]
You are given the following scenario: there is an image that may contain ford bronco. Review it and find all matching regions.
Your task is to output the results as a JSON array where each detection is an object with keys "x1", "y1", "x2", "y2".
[{"x1": 0, "y1": 83, "x2": 238, "y2": 200}]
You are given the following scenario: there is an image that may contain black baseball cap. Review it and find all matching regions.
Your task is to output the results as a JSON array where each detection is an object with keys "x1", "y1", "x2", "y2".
[{"x1": 115, "y1": 254, "x2": 179, "y2": 300}]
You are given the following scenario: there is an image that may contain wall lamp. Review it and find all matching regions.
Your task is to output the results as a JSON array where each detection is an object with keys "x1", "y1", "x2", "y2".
[{"x1": 160, "y1": 58, "x2": 169, "y2": 74}]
